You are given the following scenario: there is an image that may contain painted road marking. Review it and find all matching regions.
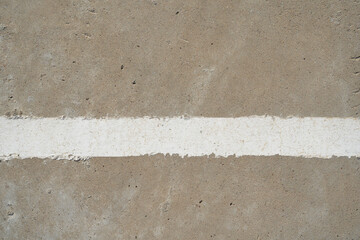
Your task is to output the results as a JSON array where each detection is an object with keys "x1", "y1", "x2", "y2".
[{"x1": 0, "y1": 116, "x2": 359, "y2": 160}]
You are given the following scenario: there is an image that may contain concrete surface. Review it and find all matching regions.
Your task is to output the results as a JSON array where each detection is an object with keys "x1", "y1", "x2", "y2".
[
  {"x1": 1, "y1": 0, "x2": 360, "y2": 239},
  {"x1": 1, "y1": 157, "x2": 360, "y2": 239},
  {"x1": 0, "y1": 0, "x2": 359, "y2": 118}
]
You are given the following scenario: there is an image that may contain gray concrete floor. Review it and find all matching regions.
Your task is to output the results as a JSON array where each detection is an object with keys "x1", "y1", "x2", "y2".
[
  {"x1": 0, "y1": 0, "x2": 359, "y2": 118},
  {"x1": 0, "y1": 0, "x2": 360, "y2": 239},
  {"x1": 1, "y1": 157, "x2": 360, "y2": 239}
]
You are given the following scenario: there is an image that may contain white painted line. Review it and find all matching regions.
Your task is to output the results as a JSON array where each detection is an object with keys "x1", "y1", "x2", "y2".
[{"x1": 0, "y1": 116, "x2": 359, "y2": 160}]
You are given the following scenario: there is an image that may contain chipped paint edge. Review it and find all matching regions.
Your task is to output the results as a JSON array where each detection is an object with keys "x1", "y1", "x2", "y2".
[{"x1": 1, "y1": 116, "x2": 359, "y2": 160}]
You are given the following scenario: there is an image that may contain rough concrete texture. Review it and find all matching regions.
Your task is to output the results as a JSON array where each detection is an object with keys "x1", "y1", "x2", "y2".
[
  {"x1": 1, "y1": 157, "x2": 360, "y2": 239},
  {"x1": 0, "y1": 0, "x2": 359, "y2": 117},
  {"x1": 1, "y1": 0, "x2": 360, "y2": 239}
]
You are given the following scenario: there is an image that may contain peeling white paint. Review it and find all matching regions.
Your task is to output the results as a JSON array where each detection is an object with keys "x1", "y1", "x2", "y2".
[{"x1": 0, "y1": 116, "x2": 359, "y2": 160}]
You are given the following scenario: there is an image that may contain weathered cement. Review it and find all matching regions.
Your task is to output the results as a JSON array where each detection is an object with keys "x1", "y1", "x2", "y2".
[
  {"x1": 0, "y1": 0, "x2": 359, "y2": 118},
  {"x1": 1, "y1": 156, "x2": 360, "y2": 239},
  {"x1": 1, "y1": 0, "x2": 360, "y2": 239}
]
